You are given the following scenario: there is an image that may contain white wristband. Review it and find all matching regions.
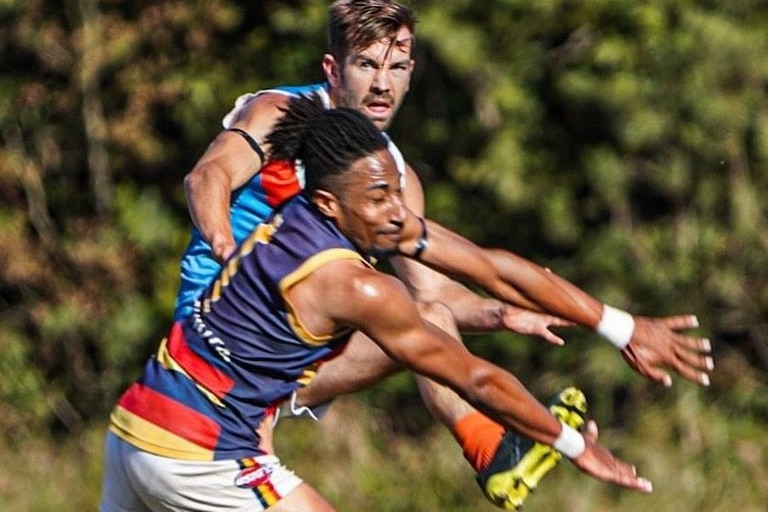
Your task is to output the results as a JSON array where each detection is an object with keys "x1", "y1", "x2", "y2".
[
  {"x1": 596, "y1": 304, "x2": 635, "y2": 350},
  {"x1": 552, "y1": 423, "x2": 586, "y2": 459}
]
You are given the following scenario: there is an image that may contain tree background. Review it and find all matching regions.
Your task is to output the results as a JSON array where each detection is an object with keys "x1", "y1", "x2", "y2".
[{"x1": 1, "y1": 0, "x2": 767, "y2": 510}]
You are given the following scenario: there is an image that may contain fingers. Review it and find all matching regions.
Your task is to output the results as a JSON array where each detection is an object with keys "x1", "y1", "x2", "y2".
[
  {"x1": 622, "y1": 470, "x2": 654, "y2": 493},
  {"x1": 583, "y1": 419, "x2": 599, "y2": 441},
  {"x1": 670, "y1": 335, "x2": 714, "y2": 387},
  {"x1": 674, "y1": 332, "x2": 712, "y2": 355},
  {"x1": 541, "y1": 328, "x2": 566, "y2": 346},
  {"x1": 673, "y1": 344, "x2": 714, "y2": 382},
  {"x1": 660, "y1": 314, "x2": 699, "y2": 331},
  {"x1": 548, "y1": 317, "x2": 577, "y2": 328},
  {"x1": 607, "y1": 458, "x2": 653, "y2": 493},
  {"x1": 656, "y1": 314, "x2": 713, "y2": 357},
  {"x1": 659, "y1": 315, "x2": 714, "y2": 356},
  {"x1": 647, "y1": 367, "x2": 674, "y2": 388},
  {"x1": 620, "y1": 344, "x2": 674, "y2": 387},
  {"x1": 577, "y1": 421, "x2": 654, "y2": 494},
  {"x1": 614, "y1": 458, "x2": 654, "y2": 493},
  {"x1": 628, "y1": 316, "x2": 714, "y2": 387},
  {"x1": 501, "y1": 309, "x2": 573, "y2": 345}
]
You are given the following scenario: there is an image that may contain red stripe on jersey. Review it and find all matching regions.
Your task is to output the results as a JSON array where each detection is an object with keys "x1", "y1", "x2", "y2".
[
  {"x1": 261, "y1": 160, "x2": 301, "y2": 207},
  {"x1": 117, "y1": 383, "x2": 221, "y2": 450},
  {"x1": 166, "y1": 322, "x2": 235, "y2": 398}
]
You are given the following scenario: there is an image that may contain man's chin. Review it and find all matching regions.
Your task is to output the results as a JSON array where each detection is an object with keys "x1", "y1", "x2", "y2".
[
  {"x1": 369, "y1": 245, "x2": 399, "y2": 260},
  {"x1": 363, "y1": 106, "x2": 394, "y2": 130},
  {"x1": 365, "y1": 114, "x2": 391, "y2": 131}
]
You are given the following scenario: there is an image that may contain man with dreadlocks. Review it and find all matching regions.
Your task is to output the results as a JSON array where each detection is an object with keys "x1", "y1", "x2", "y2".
[
  {"x1": 177, "y1": 0, "x2": 712, "y2": 508},
  {"x1": 100, "y1": 95, "x2": 654, "y2": 512}
]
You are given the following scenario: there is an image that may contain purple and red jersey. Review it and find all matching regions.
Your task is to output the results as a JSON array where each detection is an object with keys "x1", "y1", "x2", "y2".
[{"x1": 110, "y1": 196, "x2": 372, "y2": 460}]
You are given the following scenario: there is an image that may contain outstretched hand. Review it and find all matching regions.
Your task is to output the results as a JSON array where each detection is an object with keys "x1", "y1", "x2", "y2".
[
  {"x1": 622, "y1": 315, "x2": 713, "y2": 387},
  {"x1": 571, "y1": 421, "x2": 653, "y2": 493},
  {"x1": 501, "y1": 305, "x2": 575, "y2": 346}
]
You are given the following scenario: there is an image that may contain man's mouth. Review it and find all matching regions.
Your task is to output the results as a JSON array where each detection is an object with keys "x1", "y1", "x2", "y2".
[
  {"x1": 379, "y1": 229, "x2": 402, "y2": 242},
  {"x1": 364, "y1": 98, "x2": 393, "y2": 117}
]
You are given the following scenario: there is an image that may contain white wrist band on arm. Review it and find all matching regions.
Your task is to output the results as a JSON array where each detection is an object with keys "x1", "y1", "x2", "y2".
[
  {"x1": 552, "y1": 423, "x2": 586, "y2": 459},
  {"x1": 596, "y1": 304, "x2": 635, "y2": 350}
]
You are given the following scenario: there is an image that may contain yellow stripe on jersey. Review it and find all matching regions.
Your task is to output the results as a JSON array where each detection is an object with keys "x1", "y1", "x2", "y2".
[
  {"x1": 279, "y1": 248, "x2": 370, "y2": 346},
  {"x1": 110, "y1": 406, "x2": 215, "y2": 461},
  {"x1": 155, "y1": 337, "x2": 225, "y2": 408}
]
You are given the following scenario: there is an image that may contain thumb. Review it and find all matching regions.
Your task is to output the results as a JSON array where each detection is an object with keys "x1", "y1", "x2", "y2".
[
  {"x1": 541, "y1": 329, "x2": 566, "y2": 346},
  {"x1": 584, "y1": 419, "x2": 599, "y2": 443}
]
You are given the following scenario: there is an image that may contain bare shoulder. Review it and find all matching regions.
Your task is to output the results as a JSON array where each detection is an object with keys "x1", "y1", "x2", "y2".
[
  {"x1": 402, "y1": 163, "x2": 426, "y2": 213},
  {"x1": 404, "y1": 163, "x2": 420, "y2": 183},
  {"x1": 309, "y1": 259, "x2": 413, "y2": 321},
  {"x1": 322, "y1": 259, "x2": 406, "y2": 300}
]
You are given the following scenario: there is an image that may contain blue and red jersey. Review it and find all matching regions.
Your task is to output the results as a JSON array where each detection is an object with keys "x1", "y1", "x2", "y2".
[{"x1": 174, "y1": 83, "x2": 405, "y2": 319}]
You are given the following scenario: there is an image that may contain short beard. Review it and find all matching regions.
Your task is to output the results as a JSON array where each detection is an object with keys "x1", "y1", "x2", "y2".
[{"x1": 369, "y1": 245, "x2": 399, "y2": 261}]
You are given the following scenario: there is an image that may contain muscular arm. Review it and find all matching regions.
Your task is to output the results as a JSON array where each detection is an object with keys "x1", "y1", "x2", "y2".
[
  {"x1": 396, "y1": 207, "x2": 713, "y2": 387},
  {"x1": 351, "y1": 271, "x2": 560, "y2": 442},
  {"x1": 391, "y1": 165, "x2": 536, "y2": 331},
  {"x1": 294, "y1": 260, "x2": 652, "y2": 493},
  {"x1": 401, "y1": 216, "x2": 603, "y2": 326},
  {"x1": 183, "y1": 93, "x2": 288, "y2": 262}
]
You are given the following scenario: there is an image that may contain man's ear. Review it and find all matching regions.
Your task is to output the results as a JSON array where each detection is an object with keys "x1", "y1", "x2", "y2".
[
  {"x1": 322, "y1": 54, "x2": 340, "y2": 87},
  {"x1": 312, "y1": 189, "x2": 340, "y2": 218}
]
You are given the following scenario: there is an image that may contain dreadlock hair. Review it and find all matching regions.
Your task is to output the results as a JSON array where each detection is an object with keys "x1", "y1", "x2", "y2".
[
  {"x1": 327, "y1": 0, "x2": 416, "y2": 61},
  {"x1": 266, "y1": 93, "x2": 389, "y2": 196}
]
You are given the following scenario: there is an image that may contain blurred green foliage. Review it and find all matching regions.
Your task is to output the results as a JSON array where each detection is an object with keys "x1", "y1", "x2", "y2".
[{"x1": 1, "y1": 0, "x2": 767, "y2": 510}]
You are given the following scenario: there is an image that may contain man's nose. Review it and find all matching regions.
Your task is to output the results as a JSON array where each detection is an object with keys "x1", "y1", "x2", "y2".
[
  {"x1": 371, "y1": 68, "x2": 391, "y2": 93},
  {"x1": 391, "y1": 197, "x2": 407, "y2": 224}
]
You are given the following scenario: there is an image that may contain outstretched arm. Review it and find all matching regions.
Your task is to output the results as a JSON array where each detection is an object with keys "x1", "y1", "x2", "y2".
[
  {"x1": 397, "y1": 211, "x2": 714, "y2": 388},
  {"x1": 306, "y1": 261, "x2": 652, "y2": 494},
  {"x1": 393, "y1": 166, "x2": 574, "y2": 342}
]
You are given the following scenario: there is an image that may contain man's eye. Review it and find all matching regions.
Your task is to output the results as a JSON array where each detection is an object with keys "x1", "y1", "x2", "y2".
[{"x1": 370, "y1": 193, "x2": 388, "y2": 204}]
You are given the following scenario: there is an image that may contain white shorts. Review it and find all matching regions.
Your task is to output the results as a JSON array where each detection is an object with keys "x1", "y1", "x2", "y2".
[{"x1": 100, "y1": 432, "x2": 303, "y2": 512}]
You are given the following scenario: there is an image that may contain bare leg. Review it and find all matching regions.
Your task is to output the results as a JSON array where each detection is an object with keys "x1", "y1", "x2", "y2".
[
  {"x1": 295, "y1": 329, "x2": 402, "y2": 407},
  {"x1": 258, "y1": 304, "x2": 474, "y2": 512},
  {"x1": 280, "y1": 302, "x2": 571, "y2": 511},
  {"x1": 411, "y1": 302, "x2": 476, "y2": 426},
  {"x1": 295, "y1": 301, "x2": 477, "y2": 432},
  {"x1": 269, "y1": 482, "x2": 337, "y2": 512}
]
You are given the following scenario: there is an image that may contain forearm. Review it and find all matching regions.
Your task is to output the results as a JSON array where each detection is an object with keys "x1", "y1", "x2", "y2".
[
  {"x1": 182, "y1": 96, "x2": 279, "y2": 262},
  {"x1": 427, "y1": 348, "x2": 565, "y2": 447},
  {"x1": 399, "y1": 216, "x2": 604, "y2": 330},
  {"x1": 184, "y1": 163, "x2": 236, "y2": 261},
  {"x1": 453, "y1": 251, "x2": 637, "y2": 346},
  {"x1": 391, "y1": 254, "x2": 516, "y2": 331},
  {"x1": 424, "y1": 279, "x2": 525, "y2": 333},
  {"x1": 351, "y1": 275, "x2": 586, "y2": 458},
  {"x1": 485, "y1": 249, "x2": 603, "y2": 328}
]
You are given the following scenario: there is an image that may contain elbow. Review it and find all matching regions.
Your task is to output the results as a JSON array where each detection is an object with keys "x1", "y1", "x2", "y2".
[
  {"x1": 184, "y1": 162, "x2": 224, "y2": 200},
  {"x1": 183, "y1": 166, "x2": 204, "y2": 198},
  {"x1": 463, "y1": 363, "x2": 504, "y2": 404}
]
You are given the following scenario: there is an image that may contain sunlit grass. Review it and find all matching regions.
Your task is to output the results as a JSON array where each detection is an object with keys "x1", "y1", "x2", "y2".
[
  {"x1": 0, "y1": 427, "x2": 104, "y2": 512},
  {"x1": 2, "y1": 392, "x2": 766, "y2": 512}
]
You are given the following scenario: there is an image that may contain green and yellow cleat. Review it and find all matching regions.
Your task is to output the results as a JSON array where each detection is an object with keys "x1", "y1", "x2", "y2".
[{"x1": 476, "y1": 387, "x2": 588, "y2": 510}]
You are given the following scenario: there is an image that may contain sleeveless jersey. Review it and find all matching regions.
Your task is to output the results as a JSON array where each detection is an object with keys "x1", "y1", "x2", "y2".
[
  {"x1": 174, "y1": 83, "x2": 406, "y2": 319},
  {"x1": 110, "y1": 196, "x2": 371, "y2": 461}
]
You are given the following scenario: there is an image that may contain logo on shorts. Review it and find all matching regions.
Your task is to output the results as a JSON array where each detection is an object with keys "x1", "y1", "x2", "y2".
[{"x1": 235, "y1": 466, "x2": 271, "y2": 488}]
